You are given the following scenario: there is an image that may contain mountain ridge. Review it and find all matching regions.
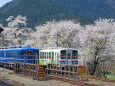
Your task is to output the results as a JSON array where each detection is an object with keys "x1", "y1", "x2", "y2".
[{"x1": 0, "y1": 0, "x2": 115, "y2": 28}]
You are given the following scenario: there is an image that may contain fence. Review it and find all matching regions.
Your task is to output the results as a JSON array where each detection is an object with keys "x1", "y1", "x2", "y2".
[
  {"x1": 45, "y1": 63, "x2": 87, "y2": 81},
  {"x1": 14, "y1": 55, "x2": 46, "y2": 80}
]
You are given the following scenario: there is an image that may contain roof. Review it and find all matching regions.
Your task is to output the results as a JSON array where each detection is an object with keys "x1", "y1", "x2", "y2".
[
  {"x1": 0, "y1": 48, "x2": 39, "y2": 51},
  {"x1": 40, "y1": 47, "x2": 77, "y2": 52}
]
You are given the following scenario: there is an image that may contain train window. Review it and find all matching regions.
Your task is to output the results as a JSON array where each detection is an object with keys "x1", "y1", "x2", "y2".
[
  {"x1": 46, "y1": 52, "x2": 47, "y2": 59},
  {"x1": 21, "y1": 52, "x2": 26, "y2": 57},
  {"x1": 6, "y1": 52, "x2": 11, "y2": 58},
  {"x1": 34, "y1": 52, "x2": 38, "y2": 57},
  {"x1": 40, "y1": 52, "x2": 42, "y2": 56},
  {"x1": 55, "y1": 53, "x2": 57, "y2": 58},
  {"x1": 27, "y1": 51, "x2": 33, "y2": 56},
  {"x1": 61, "y1": 50, "x2": 66, "y2": 58},
  {"x1": 34, "y1": 52, "x2": 38, "y2": 63},
  {"x1": 57, "y1": 53, "x2": 59, "y2": 58},
  {"x1": 6, "y1": 52, "x2": 8, "y2": 57},
  {"x1": 47, "y1": 52, "x2": 49, "y2": 59},
  {"x1": 0, "y1": 52, "x2": 4, "y2": 57},
  {"x1": 49, "y1": 52, "x2": 51, "y2": 59},
  {"x1": 72, "y1": 50, "x2": 78, "y2": 59},
  {"x1": 47, "y1": 52, "x2": 48, "y2": 59},
  {"x1": 44, "y1": 52, "x2": 45, "y2": 59},
  {"x1": 43, "y1": 52, "x2": 45, "y2": 59},
  {"x1": 44, "y1": 52, "x2": 46, "y2": 56},
  {"x1": 42, "y1": 52, "x2": 43, "y2": 56},
  {"x1": 52, "y1": 52, "x2": 54, "y2": 56},
  {"x1": 45, "y1": 52, "x2": 47, "y2": 59},
  {"x1": 13, "y1": 52, "x2": 18, "y2": 58}
]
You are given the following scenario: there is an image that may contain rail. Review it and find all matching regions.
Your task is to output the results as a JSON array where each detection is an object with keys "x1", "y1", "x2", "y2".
[{"x1": 45, "y1": 63, "x2": 88, "y2": 81}]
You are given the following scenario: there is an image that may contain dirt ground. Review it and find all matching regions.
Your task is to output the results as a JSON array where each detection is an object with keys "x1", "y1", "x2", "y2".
[{"x1": 0, "y1": 67, "x2": 115, "y2": 86}]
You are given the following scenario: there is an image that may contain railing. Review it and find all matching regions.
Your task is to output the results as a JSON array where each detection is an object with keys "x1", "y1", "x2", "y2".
[
  {"x1": 14, "y1": 55, "x2": 43, "y2": 80},
  {"x1": 14, "y1": 55, "x2": 39, "y2": 64},
  {"x1": 14, "y1": 63, "x2": 46, "y2": 80},
  {"x1": 45, "y1": 63, "x2": 87, "y2": 81}
]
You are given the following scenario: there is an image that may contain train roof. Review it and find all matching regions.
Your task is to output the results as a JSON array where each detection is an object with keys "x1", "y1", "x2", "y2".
[
  {"x1": 0, "y1": 45, "x2": 39, "y2": 51},
  {"x1": 40, "y1": 47, "x2": 77, "y2": 52},
  {"x1": 0, "y1": 48, "x2": 39, "y2": 51}
]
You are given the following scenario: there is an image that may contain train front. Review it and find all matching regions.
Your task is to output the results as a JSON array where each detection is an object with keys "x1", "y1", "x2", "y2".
[{"x1": 60, "y1": 49, "x2": 78, "y2": 65}]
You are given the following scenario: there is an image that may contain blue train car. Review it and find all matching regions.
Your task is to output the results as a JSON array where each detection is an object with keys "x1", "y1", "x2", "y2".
[{"x1": 0, "y1": 45, "x2": 39, "y2": 69}]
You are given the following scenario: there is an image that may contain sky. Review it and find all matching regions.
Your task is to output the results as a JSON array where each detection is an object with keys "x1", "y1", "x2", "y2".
[{"x1": 0, "y1": 0, "x2": 12, "y2": 7}]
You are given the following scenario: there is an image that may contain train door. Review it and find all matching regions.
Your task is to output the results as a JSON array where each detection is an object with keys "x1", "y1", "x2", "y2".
[
  {"x1": 66, "y1": 50, "x2": 72, "y2": 65},
  {"x1": 72, "y1": 50, "x2": 78, "y2": 65}
]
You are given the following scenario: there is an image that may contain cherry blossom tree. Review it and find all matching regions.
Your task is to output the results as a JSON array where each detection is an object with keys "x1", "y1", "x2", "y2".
[
  {"x1": 6, "y1": 15, "x2": 27, "y2": 28},
  {"x1": 79, "y1": 19, "x2": 115, "y2": 77},
  {"x1": 1, "y1": 15, "x2": 32, "y2": 46},
  {"x1": 29, "y1": 20, "x2": 83, "y2": 48}
]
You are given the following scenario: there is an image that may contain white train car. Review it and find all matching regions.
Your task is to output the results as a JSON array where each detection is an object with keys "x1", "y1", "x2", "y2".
[{"x1": 39, "y1": 47, "x2": 78, "y2": 65}]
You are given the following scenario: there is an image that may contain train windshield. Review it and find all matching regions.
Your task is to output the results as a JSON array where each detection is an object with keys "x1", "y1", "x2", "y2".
[
  {"x1": 72, "y1": 50, "x2": 78, "y2": 59},
  {"x1": 61, "y1": 50, "x2": 66, "y2": 59}
]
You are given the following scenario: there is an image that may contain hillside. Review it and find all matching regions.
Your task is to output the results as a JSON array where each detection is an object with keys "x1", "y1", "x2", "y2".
[
  {"x1": 53, "y1": 0, "x2": 115, "y2": 19},
  {"x1": 0, "y1": 0, "x2": 115, "y2": 27},
  {"x1": 0, "y1": 0, "x2": 76, "y2": 27}
]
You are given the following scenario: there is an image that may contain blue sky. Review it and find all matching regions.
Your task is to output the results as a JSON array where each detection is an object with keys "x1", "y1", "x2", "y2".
[{"x1": 0, "y1": 0, "x2": 12, "y2": 7}]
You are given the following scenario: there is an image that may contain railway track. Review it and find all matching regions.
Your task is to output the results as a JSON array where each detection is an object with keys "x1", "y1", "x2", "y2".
[
  {"x1": 46, "y1": 75, "x2": 99, "y2": 86},
  {"x1": 0, "y1": 77, "x2": 24, "y2": 86}
]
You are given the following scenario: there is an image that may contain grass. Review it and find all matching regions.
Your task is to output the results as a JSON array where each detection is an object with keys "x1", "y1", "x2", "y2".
[
  {"x1": 107, "y1": 78, "x2": 115, "y2": 80},
  {"x1": 88, "y1": 75, "x2": 115, "y2": 80}
]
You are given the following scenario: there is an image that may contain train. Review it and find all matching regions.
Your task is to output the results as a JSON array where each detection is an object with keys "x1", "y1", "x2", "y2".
[
  {"x1": 39, "y1": 47, "x2": 78, "y2": 65},
  {"x1": 0, "y1": 45, "x2": 39, "y2": 69},
  {"x1": 0, "y1": 45, "x2": 78, "y2": 69}
]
